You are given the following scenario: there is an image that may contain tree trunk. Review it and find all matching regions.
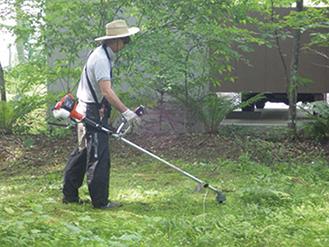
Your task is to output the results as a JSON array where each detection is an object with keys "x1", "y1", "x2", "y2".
[
  {"x1": 15, "y1": 2, "x2": 26, "y2": 64},
  {"x1": 0, "y1": 62, "x2": 6, "y2": 102},
  {"x1": 288, "y1": 0, "x2": 303, "y2": 132},
  {"x1": 8, "y1": 44, "x2": 13, "y2": 69}
]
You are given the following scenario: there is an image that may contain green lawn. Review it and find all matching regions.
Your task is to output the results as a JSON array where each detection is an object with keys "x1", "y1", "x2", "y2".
[{"x1": 1, "y1": 153, "x2": 329, "y2": 246}]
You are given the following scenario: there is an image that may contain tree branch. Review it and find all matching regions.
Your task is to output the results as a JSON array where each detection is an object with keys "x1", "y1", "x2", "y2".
[{"x1": 270, "y1": 0, "x2": 290, "y2": 85}]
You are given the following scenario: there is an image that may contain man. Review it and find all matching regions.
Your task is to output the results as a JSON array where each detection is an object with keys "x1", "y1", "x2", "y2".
[{"x1": 62, "y1": 20, "x2": 141, "y2": 209}]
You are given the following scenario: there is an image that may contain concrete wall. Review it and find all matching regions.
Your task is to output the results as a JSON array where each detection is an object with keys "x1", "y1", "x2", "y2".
[{"x1": 214, "y1": 8, "x2": 329, "y2": 94}]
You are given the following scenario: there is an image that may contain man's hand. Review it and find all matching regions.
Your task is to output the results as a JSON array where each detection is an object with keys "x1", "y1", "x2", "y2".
[{"x1": 122, "y1": 109, "x2": 141, "y2": 129}]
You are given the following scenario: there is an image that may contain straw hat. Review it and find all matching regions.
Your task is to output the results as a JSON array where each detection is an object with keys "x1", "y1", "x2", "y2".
[{"x1": 95, "y1": 19, "x2": 140, "y2": 42}]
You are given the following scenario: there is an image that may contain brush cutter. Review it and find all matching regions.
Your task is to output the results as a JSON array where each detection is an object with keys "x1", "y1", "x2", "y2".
[{"x1": 52, "y1": 94, "x2": 226, "y2": 204}]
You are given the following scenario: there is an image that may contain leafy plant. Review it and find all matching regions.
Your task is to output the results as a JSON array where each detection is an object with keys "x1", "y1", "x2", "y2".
[
  {"x1": 0, "y1": 96, "x2": 45, "y2": 134},
  {"x1": 0, "y1": 101, "x2": 16, "y2": 133},
  {"x1": 300, "y1": 101, "x2": 329, "y2": 141},
  {"x1": 188, "y1": 93, "x2": 235, "y2": 133}
]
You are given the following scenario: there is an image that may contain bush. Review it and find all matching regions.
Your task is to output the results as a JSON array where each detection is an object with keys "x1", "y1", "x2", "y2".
[
  {"x1": 301, "y1": 102, "x2": 329, "y2": 141},
  {"x1": 189, "y1": 93, "x2": 265, "y2": 134},
  {"x1": 0, "y1": 96, "x2": 45, "y2": 134},
  {"x1": 193, "y1": 93, "x2": 235, "y2": 133},
  {"x1": 0, "y1": 101, "x2": 16, "y2": 133}
]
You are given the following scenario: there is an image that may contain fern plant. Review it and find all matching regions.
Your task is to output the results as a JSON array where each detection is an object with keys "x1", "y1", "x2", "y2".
[
  {"x1": 301, "y1": 101, "x2": 329, "y2": 141},
  {"x1": 0, "y1": 101, "x2": 16, "y2": 133}
]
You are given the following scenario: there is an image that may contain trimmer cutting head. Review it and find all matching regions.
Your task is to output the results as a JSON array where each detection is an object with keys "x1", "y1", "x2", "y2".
[
  {"x1": 216, "y1": 191, "x2": 226, "y2": 204},
  {"x1": 195, "y1": 183, "x2": 226, "y2": 204}
]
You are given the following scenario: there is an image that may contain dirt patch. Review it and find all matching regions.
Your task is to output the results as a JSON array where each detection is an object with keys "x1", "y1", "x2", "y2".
[
  {"x1": 0, "y1": 131, "x2": 328, "y2": 174},
  {"x1": 113, "y1": 133, "x2": 242, "y2": 162},
  {"x1": 0, "y1": 134, "x2": 74, "y2": 173}
]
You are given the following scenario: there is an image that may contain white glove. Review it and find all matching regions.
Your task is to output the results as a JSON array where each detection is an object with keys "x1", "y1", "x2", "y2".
[
  {"x1": 52, "y1": 108, "x2": 70, "y2": 120},
  {"x1": 122, "y1": 109, "x2": 141, "y2": 128}
]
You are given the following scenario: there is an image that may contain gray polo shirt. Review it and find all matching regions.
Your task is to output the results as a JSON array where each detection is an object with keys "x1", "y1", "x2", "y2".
[{"x1": 77, "y1": 45, "x2": 114, "y2": 106}]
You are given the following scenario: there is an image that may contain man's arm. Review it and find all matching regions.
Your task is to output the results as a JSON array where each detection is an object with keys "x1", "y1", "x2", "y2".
[
  {"x1": 99, "y1": 79, "x2": 141, "y2": 127},
  {"x1": 99, "y1": 79, "x2": 127, "y2": 113}
]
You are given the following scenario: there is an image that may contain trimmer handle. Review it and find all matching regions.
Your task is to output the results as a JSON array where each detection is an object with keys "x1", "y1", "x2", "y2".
[
  {"x1": 115, "y1": 105, "x2": 145, "y2": 136},
  {"x1": 134, "y1": 105, "x2": 145, "y2": 116}
]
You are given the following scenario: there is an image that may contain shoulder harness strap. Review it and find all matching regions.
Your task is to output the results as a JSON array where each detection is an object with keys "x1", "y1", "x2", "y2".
[{"x1": 84, "y1": 44, "x2": 112, "y2": 109}]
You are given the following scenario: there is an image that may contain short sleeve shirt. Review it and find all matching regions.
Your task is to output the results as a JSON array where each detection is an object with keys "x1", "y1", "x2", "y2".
[{"x1": 77, "y1": 45, "x2": 114, "y2": 104}]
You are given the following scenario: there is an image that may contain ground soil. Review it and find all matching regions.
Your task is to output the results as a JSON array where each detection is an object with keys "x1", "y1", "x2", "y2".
[{"x1": 1, "y1": 129, "x2": 328, "y2": 175}]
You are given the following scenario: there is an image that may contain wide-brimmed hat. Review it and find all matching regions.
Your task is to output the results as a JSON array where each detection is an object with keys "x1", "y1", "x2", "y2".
[{"x1": 95, "y1": 19, "x2": 140, "y2": 42}]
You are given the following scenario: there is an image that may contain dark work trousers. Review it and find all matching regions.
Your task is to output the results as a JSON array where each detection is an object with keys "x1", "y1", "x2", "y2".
[{"x1": 63, "y1": 103, "x2": 111, "y2": 208}]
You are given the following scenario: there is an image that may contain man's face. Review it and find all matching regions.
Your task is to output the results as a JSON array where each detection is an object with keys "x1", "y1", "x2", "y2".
[
  {"x1": 111, "y1": 39, "x2": 124, "y2": 52},
  {"x1": 122, "y1": 37, "x2": 130, "y2": 45},
  {"x1": 111, "y1": 37, "x2": 130, "y2": 53}
]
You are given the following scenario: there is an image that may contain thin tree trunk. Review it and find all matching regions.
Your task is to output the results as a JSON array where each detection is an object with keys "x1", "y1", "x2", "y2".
[
  {"x1": 270, "y1": 0, "x2": 289, "y2": 85},
  {"x1": 288, "y1": 0, "x2": 303, "y2": 133},
  {"x1": 15, "y1": 2, "x2": 26, "y2": 64},
  {"x1": 8, "y1": 44, "x2": 12, "y2": 69},
  {"x1": 0, "y1": 62, "x2": 6, "y2": 102},
  {"x1": 159, "y1": 90, "x2": 164, "y2": 131}
]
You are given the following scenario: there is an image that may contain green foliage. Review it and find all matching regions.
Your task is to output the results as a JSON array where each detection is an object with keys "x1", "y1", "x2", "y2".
[
  {"x1": 189, "y1": 93, "x2": 235, "y2": 133},
  {"x1": 118, "y1": 0, "x2": 269, "y2": 132},
  {"x1": 0, "y1": 101, "x2": 16, "y2": 133},
  {"x1": 241, "y1": 187, "x2": 292, "y2": 206},
  {"x1": 2, "y1": 0, "x2": 329, "y2": 135},
  {"x1": 0, "y1": 56, "x2": 48, "y2": 134},
  {"x1": 0, "y1": 96, "x2": 46, "y2": 134},
  {"x1": 301, "y1": 101, "x2": 329, "y2": 141},
  {"x1": 240, "y1": 93, "x2": 266, "y2": 111},
  {"x1": 46, "y1": 127, "x2": 72, "y2": 139},
  {"x1": 6, "y1": 59, "x2": 48, "y2": 95},
  {"x1": 0, "y1": 0, "x2": 46, "y2": 63},
  {"x1": 44, "y1": 0, "x2": 133, "y2": 90}
]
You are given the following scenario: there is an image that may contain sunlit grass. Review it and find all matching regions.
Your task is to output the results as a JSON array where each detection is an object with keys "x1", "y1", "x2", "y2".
[{"x1": 1, "y1": 156, "x2": 329, "y2": 246}]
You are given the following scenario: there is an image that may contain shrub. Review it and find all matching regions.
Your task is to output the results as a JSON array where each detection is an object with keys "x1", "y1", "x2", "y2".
[
  {"x1": 0, "y1": 96, "x2": 45, "y2": 134},
  {"x1": 190, "y1": 93, "x2": 236, "y2": 133},
  {"x1": 0, "y1": 101, "x2": 16, "y2": 133},
  {"x1": 300, "y1": 101, "x2": 329, "y2": 141},
  {"x1": 190, "y1": 93, "x2": 265, "y2": 134}
]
